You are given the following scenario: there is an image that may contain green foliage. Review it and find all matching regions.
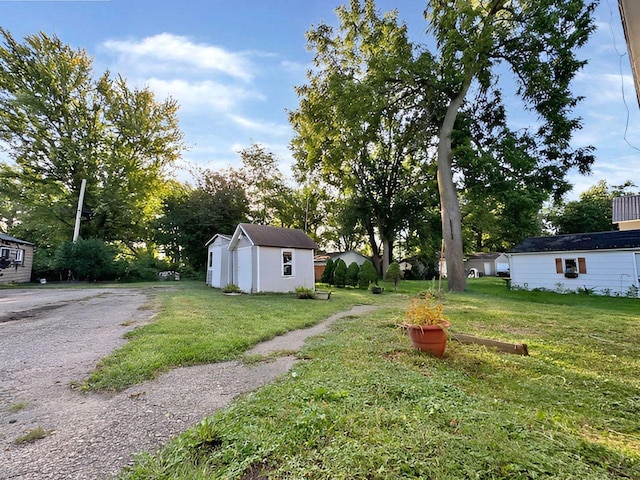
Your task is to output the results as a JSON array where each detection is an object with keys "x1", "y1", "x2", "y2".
[
  {"x1": 0, "y1": 28, "x2": 184, "y2": 255},
  {"x1": 345, "y1": 261, "x2": 360, "y2": 287},
  {"x1": 295, "y1": 286, "x2": 315, "y2": 299},
  {"x1": 154, "y1": 170, "x2": 248, "y2": 271},
  {"x1": 320, "y1": 258, "x2": 335, "y2": 285},
  {"x1": 54, "y1": 239, "x2": 117, "y2": 281},
  {"x1": 221, "y1": 283, "x2": 241, "y2": 294},
  {"x1": 549, "y1": 180, "x2": 637, "y2": 234},
  {"x1": 385, "y1": 261, "x2": 402, "y2": 291},
  {"x1": 358, "y1": 259, "x2": 378, "y2": 288},
  {"x1": 333, "y1": 259, "x2": 347, "y2": 288},
  {"x1": 290, "y1": 2, "x2": 439, "y2": 268},
  {"x1": 121, "y1": 253, "x2": 171, "y2": 282}
]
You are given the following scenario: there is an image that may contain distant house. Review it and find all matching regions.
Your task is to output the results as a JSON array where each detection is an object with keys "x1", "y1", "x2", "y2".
[
  {"x1": 205, "y1": 233, "x2": 232, "y2": 288},
  {"x1": 208, "y1": 223, "x2": 317, "y2": 293},
  {"x1": 508, "y1": 230, "x2": 640, "y2": 297},
  {"x1": 0, "y1": 233, "x2": 34, "y2": 284},
  {"x1": 314, "y1": 250, "x2": 370, "y2": 281},
  {"x1": 465, "y1": 252, "x2": 510, "y2": 277}
]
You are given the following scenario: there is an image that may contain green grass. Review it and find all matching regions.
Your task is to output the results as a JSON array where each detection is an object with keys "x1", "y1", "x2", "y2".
[
  {"x1": 119, "y1": 278, "x2": 640, "y2": 479},
  {"x1": 14, "y1": 426, "x2": 51, "y2": 444},
  {"x1": 84, "y1": 282, "x2": 388, "y2": 391}
]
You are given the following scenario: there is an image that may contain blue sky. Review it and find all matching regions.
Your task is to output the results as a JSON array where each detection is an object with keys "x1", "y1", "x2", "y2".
[{"x1": 1, "y1": 0, "x2": 639, "y2": 200}]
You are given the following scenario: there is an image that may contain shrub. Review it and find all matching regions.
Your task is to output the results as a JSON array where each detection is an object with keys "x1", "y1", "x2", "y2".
[
  {"x1": 320, "y1": 258, "x2": 335, "y2": 285},
  {"x1": 333, "y1": 259, "x2": 347, "y2": 288},
  {"x1": 385, "y1": 261, "x2": 402, "y2": 291},
  {"x1": 358, "y1": 260, "x2": 378, "y2": 289},
  {"x1": 346, "y1": 262, "x2": 360, "y2": 287},
  {"x1": 54, "y1": 239, "x2": 117, "y2": 281},
  {"x1": 295, "y1": 286, "x2": 315, "y2": 299}
]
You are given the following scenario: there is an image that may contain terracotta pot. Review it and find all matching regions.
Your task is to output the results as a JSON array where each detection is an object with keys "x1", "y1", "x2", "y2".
[{"x1": 405, "y1": 322, "x2": 450, "y2": 357}]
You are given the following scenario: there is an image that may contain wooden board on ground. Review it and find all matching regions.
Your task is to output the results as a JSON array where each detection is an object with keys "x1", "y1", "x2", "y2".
[{"x1": 451, "y1": 333, "x2": 529, "y2": 356}]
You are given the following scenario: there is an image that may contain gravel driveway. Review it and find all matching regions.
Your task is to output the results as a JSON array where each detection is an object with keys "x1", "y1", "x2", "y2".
[{"x1": 0, "y1": 287, "x2": 376, "y2": 479}]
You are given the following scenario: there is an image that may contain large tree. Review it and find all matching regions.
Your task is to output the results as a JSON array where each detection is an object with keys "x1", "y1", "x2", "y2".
[
  {"x1": 428, "y1": 0, "x2": 597, "y2": 290},
  {"x1": 0, "y1": 29, "x2": 184, "y2": 249},
  {"x1": 290, "y1": 1, "x2": 438, "y2": 273},
  {"x1": 154, "y1": 169, "x2": 248, "y2": 270}
]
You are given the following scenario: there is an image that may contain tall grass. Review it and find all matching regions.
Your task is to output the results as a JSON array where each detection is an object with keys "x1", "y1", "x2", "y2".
[{"x1": 120, "y1": 278, "x2": 640, "y2": 479}]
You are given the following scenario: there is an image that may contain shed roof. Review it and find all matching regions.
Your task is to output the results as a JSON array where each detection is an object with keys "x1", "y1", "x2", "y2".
[
  {"x1": 234, "y1": 223, "x2": 317, "y2": 250},
  {"x1": 466, "y1": 252, "x2": 504, "y2": 260},
  {"x1": 0, "y1": 233, "x2": 33, "y2": 245},
  {"x1": 204, "y1": 233, "x2": 231, "y2": 247},
  {"x1": 510, "y1": 230, "x2": 640, "y2": 253}
]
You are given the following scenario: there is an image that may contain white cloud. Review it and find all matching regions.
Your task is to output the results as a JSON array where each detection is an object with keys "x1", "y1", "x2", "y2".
[
  {"x1": 228, "y1": 114, "x2": 292, "y2": 136},
  {"x1": 102, "y1": 33, "x2": 254, "y2": 82},
  {"x1": 145, "y1": 78, "x2": 264, "y2": 112}
]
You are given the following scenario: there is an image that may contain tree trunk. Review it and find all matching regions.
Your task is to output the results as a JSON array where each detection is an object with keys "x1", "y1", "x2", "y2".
[
  {"x1": 382, "y1": 237, "x2": 390, "y2": 275},
  {"x1": 437, "y1": 80, "x2": 471, "y2": 292},
  {"x1": 365, "y1": 220, "x2": 382, "y2": 275}
]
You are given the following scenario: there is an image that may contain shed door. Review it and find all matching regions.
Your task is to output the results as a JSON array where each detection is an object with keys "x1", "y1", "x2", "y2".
[
  {"x1": 237, "y1": 247, "x2": 252, "y2": 293},
  {"x1": 483, "y1": 262, "x2": 493, "y2": 276}
]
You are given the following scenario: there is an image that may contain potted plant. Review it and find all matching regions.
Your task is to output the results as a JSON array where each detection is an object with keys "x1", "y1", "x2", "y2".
[{"x1": 401, "y1": 292, "x2": 451, "y2": 357}]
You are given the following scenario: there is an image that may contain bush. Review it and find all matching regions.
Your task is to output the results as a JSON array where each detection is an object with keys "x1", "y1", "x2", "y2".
[
  {"x1": 333, "y1": 259, "x2": 347, "y2": 288},
  {"x1": 358, "y1": 260, "x2": 378, "y2": 289},
  {"x1": 54, "y1": 239, "x2": 117, "y2": 281},
  {"x1": 320, "y1": 258, "x2": 335, "y2": 285},
  {"x1": 385, "y1": 261, "x2": 402, "y2": 291},
  {"x1": 121, "y1": 253, "x2": 171, "y2": 282},
  {"x1": 346, "y1": 262, "x2": 360, "y2": 287}
]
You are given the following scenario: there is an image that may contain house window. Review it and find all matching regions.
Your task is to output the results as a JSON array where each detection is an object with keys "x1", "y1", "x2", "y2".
[
  {"x1": 555, "y1": 257, "x2": 586, "y2": 278},
  {"x1": 0, "y1": 247, "x2": 9, "y2": 259},
  {"x1": 282, "y1": 250, "x2": 294, "y2": 277},
  {"x1": 209, "y1": 252, "x2": 213, "y2": 268},
  {"x1": 15, "y1": 249, "x2": 24, "y2": 265}
]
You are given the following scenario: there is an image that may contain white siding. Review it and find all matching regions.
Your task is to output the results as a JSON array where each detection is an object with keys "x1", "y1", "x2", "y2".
[
  {"x1": 206, "y1": 236, "x2": 231, "y2": 288},
  {"x1": 237, "y1": 247, "x2": 253, "y2": 293},
  {"x1": 509, "y1": 249, "x2": 640, "y2": 296},
  {"x1": 256, "y1": 247, "x2": 315, "y2": 293}
]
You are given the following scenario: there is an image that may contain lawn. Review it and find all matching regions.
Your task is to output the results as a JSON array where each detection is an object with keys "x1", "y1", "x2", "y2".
[{"x1": 118, "y1": 279, "x2": 639, "y2": 478}]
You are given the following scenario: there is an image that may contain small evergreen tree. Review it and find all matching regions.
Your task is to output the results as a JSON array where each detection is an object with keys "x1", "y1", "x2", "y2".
[
  {"x1": 320, "y1": 257, "x2": 335, "y2": 285},
  {"x1": 346, "y1": 261, "x2": 360, "y2": 287},
  {"x1": 333, "y1": 259, "x2": 347, "y2": 288},
  {"x1": 358, "y1": 260, "x2": 378, "y2": 289},
  {"x1": 385, "y1": 261, "x2": 402, "y2": 291}
]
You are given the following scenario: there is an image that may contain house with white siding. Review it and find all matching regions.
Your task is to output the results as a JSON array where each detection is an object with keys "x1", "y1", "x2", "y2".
[
  {"x1": 508, "y1": 230, "x2": 640, "y2": 297},
  {"x1": 0, "y1": 233, "x2": 34, "y2": 284},
  {"x1": 207, "y1": 223, "x2": 317, "y2": 293}
]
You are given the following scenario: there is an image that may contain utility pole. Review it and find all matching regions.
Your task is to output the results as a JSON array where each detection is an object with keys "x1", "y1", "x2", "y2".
[{"x1": 72, "y1": 179, "x2": 87, "y2": 243}]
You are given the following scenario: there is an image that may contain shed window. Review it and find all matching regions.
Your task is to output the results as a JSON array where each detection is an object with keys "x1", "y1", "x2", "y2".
[
  {"x1": 209, "y1": 252, "x2": 213, "y2": 268},
  {"x1": 555, "y1": 257, "x2": 587, "y2": 277},
  {"x1": 282, "y1": 250, "x2": 294, "y2": 277}
]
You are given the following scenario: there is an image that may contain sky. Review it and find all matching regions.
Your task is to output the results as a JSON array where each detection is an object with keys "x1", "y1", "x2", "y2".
[{"x1": 1, "y1": 0, "x2": 639, "y2": 201}]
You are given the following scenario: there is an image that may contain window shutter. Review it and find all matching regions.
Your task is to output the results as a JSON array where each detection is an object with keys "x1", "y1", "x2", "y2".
[
  {"x1": 578, "y1": 257, "x2": 587, "y2": 274},
  {"x1": 555, "y1": 258, "x2": 563, "y2": 274}
]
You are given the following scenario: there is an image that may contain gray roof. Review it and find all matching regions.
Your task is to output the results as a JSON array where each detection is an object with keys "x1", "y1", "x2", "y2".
[
  {"x1": 466, "y1": 252, "x2": 503, "y2": 260},
  {"x1": 613, "y1": 195, "x2": 640, "y2": 223},
  {"x1": 238, "y1": 223, "x2": 317, "y2": 250},
  {"x1": 0, "y1": 233, "x2": 33, "y2": 245},
  {"x1": 204, "y1": 233, "x2": 231, "y2": 247},
  {"x1": 510, "y1": 230, "x2": 640, "y2": 253}
]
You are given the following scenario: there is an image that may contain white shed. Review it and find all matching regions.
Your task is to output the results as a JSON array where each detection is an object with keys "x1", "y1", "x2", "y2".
[
  {"x1": 464, "y1": 252, "x2": 510, "y2": 277},
  {"x1": 226, "y1": 223, "x2": 317, "y2": 293},
  {"x1": 508, "y1": 230, "x2": 640, "y2": 297},
  {"x1": 205, "y1": 233, "x2": 232, "y2": 288}
]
